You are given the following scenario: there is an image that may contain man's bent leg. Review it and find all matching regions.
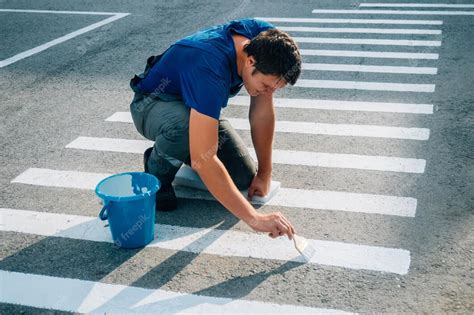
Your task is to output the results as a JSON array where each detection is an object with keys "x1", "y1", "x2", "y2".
[
  {"x1": 217, "y1": 119, "x2": 257, "y2": 191},
  {"x1": 133, "y1": 97, "x2": 191, "y2": 183},
  {"x1": 130, "y1": 95, "x2": 191, "y2": 210}
]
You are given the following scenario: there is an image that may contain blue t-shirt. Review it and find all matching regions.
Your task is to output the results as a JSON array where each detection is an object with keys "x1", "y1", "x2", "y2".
[{"x1": 136, "y1": 18, "x2": 274, "y2": 120}]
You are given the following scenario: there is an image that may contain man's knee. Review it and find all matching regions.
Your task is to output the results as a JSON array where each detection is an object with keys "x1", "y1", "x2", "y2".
[
  {"x1": 228, "y1": 155, "x2": 257, "y2": 191},
  {"x1": 216, "y1": 118, "x2": 257, "y2": 190},
  {"x1": 130, "y1": 94, "x2": 150, "y2": 137}
]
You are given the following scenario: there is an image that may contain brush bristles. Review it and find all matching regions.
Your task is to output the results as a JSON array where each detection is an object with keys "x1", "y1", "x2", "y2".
[{"x1": 293, "y1": 235, "x2": 316, "y2": 262}]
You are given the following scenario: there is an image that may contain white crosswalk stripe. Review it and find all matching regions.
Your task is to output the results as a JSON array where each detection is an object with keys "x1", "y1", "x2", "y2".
[
  {"x1": 299, "y1": 49, "x2": 439, "y2": 59},
  {"x1": 1, "y1": 270, "x2": 351, "y2": 314},
  {"x1": 1, "y1": 208, "x2": 411, "y2": 274},
  {"x1": 301, "y1": 63, "x2": 437, "y2": 74},
  {"x1": 228, "y1": 118, "x2": 430, "y2": 140},
  {"x1": 256, "y1": 16, "x2": 443, "y2": 25},
  {"x1": 293, "y1": 36, "x2": 441, "y2": 46},
  {"x1": 105, "y1": 113, "x2": 431, "y2": 140},
  {"x1": 229, "y1": 96, "x2": 434, "y2": 114},
  {"x1": 312, "y1": 9, "x2": 474, "y2": 16},
  {"x1": 277, "y1": 26, "x2": 442, "y2": 35},
  {"x1": 11, "y1": 168, "x2": 417, "y2": 217},
  {"x1": 359, "y1": 3, "x2": 474, "y2": 9},
  {"x1": 294, "y1": 79, "x2": 435, "y2": 92},
  {"x1": 66, "y1": 136, "x2": 426, "y2": 173}
]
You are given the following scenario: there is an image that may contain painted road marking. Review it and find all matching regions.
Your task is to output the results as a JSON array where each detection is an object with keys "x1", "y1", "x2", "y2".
[
  {"x1": 0, "y1": 9, "x2": 129, "y2": 68},
  {"x1": 66, "y1": 136, "x2": 426, "y2": 173},
  {"x1": 11, "y1": 168, "x2": 417, "y2": 217},
  {"x1": 249, "y1": 149, "x2": 426, "y2": 173},
  {"x1": 359, "y1": 3, "x2": 474, "y2": 9},
  {"x1": 229, "y1": 96, "x2": 434, "y2": 114},
  {"x1": 256, "y1": 17, "x2": 443, "y2": 25},
  {"x1": 300, "y1": 49, "x2": 439, "y2": 59},
  {"x1": 66, "y1": 137, "x2": 152, "y2": 154},
  {"x1": 293, "y1": 37, "x2": 441, "y2": 47},
  {"x1": 228, "y1": 118, "x2": 431, "y2": 140},
  {"x1": 105, "y1": 113, "x2": 430, "y2": 140},
  {"x1": 0, "y1": 270, "x2": 351, "y2": 314},
  {"x1": 301, "y1": 63, "x2": 437, "y2": 74},
  {"x1": 278, "y1": 26, "x2": 441, "y2": 35},
  {"x1": 0, "y1": 9, "x2": 127, "y2": 15},
  {"x1": 0, "y1": 208, "x2": 411, "y2": 274},
  {"x1": 294, "y1": 79, "x2": 435, "y2": 93},
  {"x1": 312, "y1": 9, "x2": 474, "y2": 16}
]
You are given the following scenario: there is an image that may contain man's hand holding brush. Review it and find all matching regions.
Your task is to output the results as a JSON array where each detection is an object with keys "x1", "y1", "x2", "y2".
[{"x1": 247, "y1": 212, "x2": 295, "y2": 240}]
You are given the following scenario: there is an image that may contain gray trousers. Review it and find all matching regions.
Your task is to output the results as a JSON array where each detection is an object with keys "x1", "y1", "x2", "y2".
[{"x1": 130, "y1": 93, "x2": 257, "y2": 190}]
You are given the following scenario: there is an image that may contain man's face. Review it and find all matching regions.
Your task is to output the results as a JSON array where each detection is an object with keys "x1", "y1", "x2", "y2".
[{"x1": 242, "y1": 56, "x2": 287, "y2": 97}]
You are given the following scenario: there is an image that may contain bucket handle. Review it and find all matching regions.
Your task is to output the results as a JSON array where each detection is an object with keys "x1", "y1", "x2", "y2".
[{"x1": 99, "y1": 202, "x2": 111, "y2": 221}]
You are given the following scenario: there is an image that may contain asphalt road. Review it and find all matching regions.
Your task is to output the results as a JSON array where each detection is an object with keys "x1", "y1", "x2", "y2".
[{"x1": 0, "y1": 0, "x2": 473, "y2": 313}]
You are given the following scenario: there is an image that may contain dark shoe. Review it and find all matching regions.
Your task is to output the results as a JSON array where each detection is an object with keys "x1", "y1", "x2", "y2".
[
  {"x1": 143, "y1": 147, "x2": 153, "y2": 173},
  {"x1": 156, "y1": 184, "x2": 178, "y2": 212},
  {"x1": 143, "y1": 147, "x2": 178, "y2": 211}
]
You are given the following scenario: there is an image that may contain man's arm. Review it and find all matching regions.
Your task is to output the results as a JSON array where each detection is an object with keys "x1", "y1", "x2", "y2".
[
  {"x1": 189, "y1": 108, "x2": 294, "y2": 239},
  {"x1": 189, "y1": 108, "x2": 259, "y2": 224},
  {"x1": 249, "y1": 92, "x2": 275, "y2": 179}
]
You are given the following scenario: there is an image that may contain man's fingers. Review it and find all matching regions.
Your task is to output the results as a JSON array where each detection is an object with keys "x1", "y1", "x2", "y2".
[
  {"x1": 269, "y1": 227, "x2": 281, "y2": 238},
  {"x1": 268, "y1": 232, "x2": 278, "y2": 239},
  {"x1": 275, "y1": 218, "x2": 293, "y2": 240},
  {"x1": 275, "y1": 221, "x2": 290, "y2": 239},
  {"x1": 261, "y1": 213, "x2": 296, "y2": 240},
  {"x1": 248, "y1": 187, "x2": 264, "y2": 200},
  {"x1": 279, "y1": 217, "x2": 295, "y2": 239},
  {"x1": 248, "y1": 186, "x2": 257, "y2": 199},
  {"x1": 247, "y1": 187, "x2": 255, "y2": 200},
  {"x1": 254, "y1": 190, "x2": 263, "y2": 197}
]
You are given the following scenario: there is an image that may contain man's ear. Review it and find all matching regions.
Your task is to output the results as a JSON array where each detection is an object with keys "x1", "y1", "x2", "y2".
[{"x1": 246, "y1": 55, "x2": 256, "y2": 67}]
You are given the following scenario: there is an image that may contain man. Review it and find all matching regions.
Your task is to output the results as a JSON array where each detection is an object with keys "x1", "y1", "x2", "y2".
[{"x1": 130, "y1": 18, "x2": 301, "y2": 240}]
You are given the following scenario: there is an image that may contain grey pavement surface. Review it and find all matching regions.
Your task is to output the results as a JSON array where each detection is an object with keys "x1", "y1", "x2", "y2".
[{"x1": 0, "y1": 0, "x2": 473, "y2": 313}]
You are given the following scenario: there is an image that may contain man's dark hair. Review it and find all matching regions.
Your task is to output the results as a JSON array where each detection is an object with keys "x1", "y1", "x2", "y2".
[{"x1": 243, "y1": 29, "x2": 301, "y2": 85}]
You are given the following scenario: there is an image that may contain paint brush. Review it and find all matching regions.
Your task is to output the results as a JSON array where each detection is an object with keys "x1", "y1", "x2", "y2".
[{"x1": 293, "y1": 234, "x2": 317, "y2": 263}]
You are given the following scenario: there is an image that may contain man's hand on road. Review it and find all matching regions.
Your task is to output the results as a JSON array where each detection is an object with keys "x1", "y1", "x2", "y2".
[
  {"x1": 247, "y1": 173, "x2": 271, "y2": 200},
  {"x1": 248, "y1": 212, "x2": 295, "y2": 240}
]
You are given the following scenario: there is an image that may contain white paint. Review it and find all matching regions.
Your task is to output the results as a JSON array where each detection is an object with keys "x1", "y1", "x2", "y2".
[
  {"x1": 0, "y1": 9, "x2": 125, "y2": 15},
  {"x1": 299, "y1": 49, "x2": 439, "y2": 60},
  {"x1": 0, "y1": 12, "x2": 129, "y2": 68},
  {"x1": 230, "y1": 96, "x2": 434, "y2": 114},
  {"x1": 301, "y1": 63, "x2": 437, "y2": 74},
  {"x1": 66, "y1": 136, "x2": 152, "y2": 153},
  {"x1": 312, "y1": 9, "x2": 474, "y2": 16},
  {"x1": 11, "y1": 168, "x2": 417, "y2": 217},
  {"x1": 278, "y1": 26, "x2": 441, "y2": 35},
  {"x1": 233, "y1": 117, "x2": 430, "y2": 140},
  {"x1": 0, "y1": 271, "x2": 351, "y2": 314},
  {"x1": 105, "y1": 111, "x2": 133, "y2": 122},
  {"x1": 106, "y1": 113, "x2": 430, "y2": 140},
  {"x1": 293, "y1": 36, "x2": 441, "y2": 47},
  {"x1": 294, "y1": 79, "x2": 435, "y2": 93},
  {"x1": 251, "y1": 149, "x2": 426, "y2": 173},
  {"x1": 11, "y1": 168, "x2": 109, "y2": 190},
  {"x1": 66, "y1": 137, "x2": 426, "y2": 173},
  {"x1": 255, "y1": 17, "x2": 443, "y2": 25},
  {"x1": 360, "y1": 3, "x2": 474, "y2": 8},
  {"x1": 264, "y1": 188, "x2": 416, "y2": 217},
  {"x1": 0, "y1": 208, "x2": 411, "y2": 274}
]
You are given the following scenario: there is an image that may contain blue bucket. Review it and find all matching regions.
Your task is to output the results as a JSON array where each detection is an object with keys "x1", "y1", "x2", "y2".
[{"x1": 95, "y1": 172, "x2": 160, "y2": 249}]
